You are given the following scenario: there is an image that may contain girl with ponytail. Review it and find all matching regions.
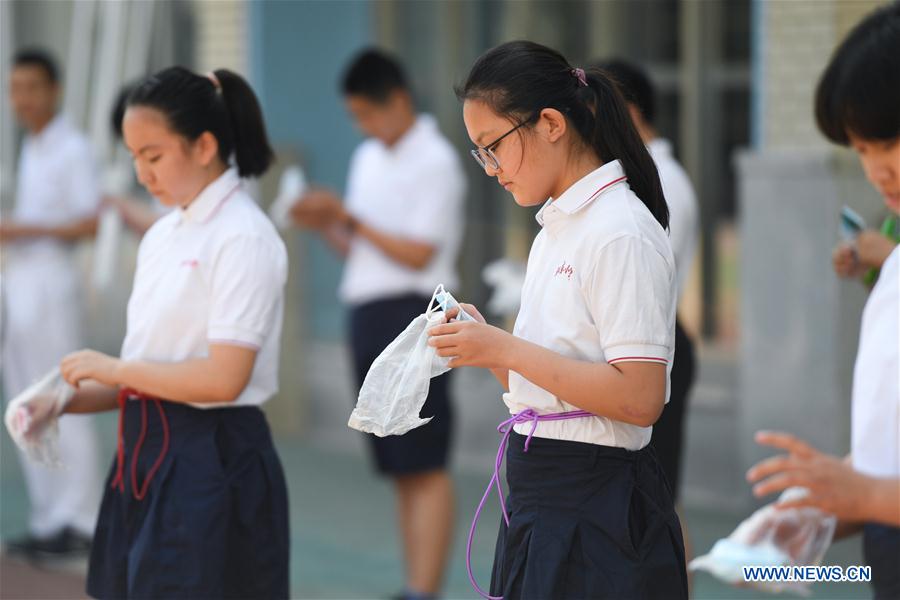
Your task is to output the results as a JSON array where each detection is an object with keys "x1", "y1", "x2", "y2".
[
  {"x1": 429, "y1": 41, "x2": 686, "y2": 599},
  {"x1": 54, "y1": 66, "x2": 290, "y2": 597}
]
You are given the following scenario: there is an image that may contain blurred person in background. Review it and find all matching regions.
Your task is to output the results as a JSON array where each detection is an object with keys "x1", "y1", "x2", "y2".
[
  {"x1": 748, "y1": 4, "x2": 900, "y2": 598},
  {"x1": 597, "y1": 58, "x2": 699, "y2": 577},
  {"x1": 290, "y1": 48, "x2": 465, "y2": 600},
  {"x1": 0, "y1": 47, "x2": 102, "y2": 561}
]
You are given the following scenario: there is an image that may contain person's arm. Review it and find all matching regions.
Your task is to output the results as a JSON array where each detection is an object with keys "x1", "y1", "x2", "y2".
[
  {"x1": 747, "y1": 431, "x2": 900, "y2": 527},
  {"x1": 865, "y1": 477, "x2": 900, "y2": 526},
  {"x1": 447, "y1": 304, "x2": 510, "y2": 391},
  {"x1": 64, "y1": 381, "x2": 120, "y2": 414},
  {"x1": 833, "y1": 520, "x2": 865, "y2": 541},
  {"x1": 428, "y1": 320, "x2": 666, "y2": 426},
  {"x1": 832, "y1": 242, "x2": 867, "y2": 279},
  {"x1": 0, "y1": 216, "x2": 98, "y2": 243},
  {"x1": 491, "y1": 367, "x2": 511, "y2": 391},
  {"x1": 856, "y1": 229, "x2": 897, "y2": 271},
  {"x1": 347, "y1": 214, "x2": 436, "y2": 270},
  {"x1": 60, "y1": 344, "x2": 257, "y2": 405},
  {"x1": 833, "y1": 230, "x2": 898, "y2": 280},
  {"x1": 318, "y1": 221, "x2": 352, "y2": 257},
  {"x1": 291, "y1": 189, "x2": 436, "y2": 269}
]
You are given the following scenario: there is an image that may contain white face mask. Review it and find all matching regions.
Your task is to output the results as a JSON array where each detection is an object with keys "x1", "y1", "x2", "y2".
[
  {"x1": 5, "y1": 367, "x2": 75, "y2": 467},
  {"x1": 689, "y1": 487, "x2": 837, "y2": 595},
  {"x1": 347, "y1": 284, "x2": 468, "y2": 438}
]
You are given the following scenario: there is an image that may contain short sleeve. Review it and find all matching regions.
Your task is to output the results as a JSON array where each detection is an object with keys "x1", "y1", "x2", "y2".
[
  {"x1": 402, "y1": 158, "x2": 466, "y2": 245},
  {"x1": 662, "y1": 166, "x2": 699, "y2": 296},
  {"x1": 63, "y1": 141, "x2": 101, "y2": 219},
  {"x1": 344, "y1": 144, "x2": 367, "y2": 214},
  {"x1": 583, "y1": 235, "x2": 674, "y2": 365},
  {"x1": 207, "y1": 235, "x2": 287, "y2": 349}
]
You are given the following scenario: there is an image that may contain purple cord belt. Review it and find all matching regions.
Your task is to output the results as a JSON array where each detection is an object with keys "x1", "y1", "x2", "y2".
[{"x1": 466, "y1": 408, "x2": 594, "y2": 600}]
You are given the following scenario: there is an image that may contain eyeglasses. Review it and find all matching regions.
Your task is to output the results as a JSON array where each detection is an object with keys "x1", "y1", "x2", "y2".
[{"x1": 470, "y1": 114, "x2": 538, "y2": 171}]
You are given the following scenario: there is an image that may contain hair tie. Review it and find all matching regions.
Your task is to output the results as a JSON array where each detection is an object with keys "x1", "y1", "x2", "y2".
[
  {"x1": 206, "y1": 71, "x2": 221, "y2": 91},
  {"x1": 571, "y1": 67, "x2": 588, "y2": 87}
]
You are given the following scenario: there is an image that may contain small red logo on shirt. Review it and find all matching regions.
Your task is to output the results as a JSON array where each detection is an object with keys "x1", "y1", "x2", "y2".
[
  {"x1": 181, "y1": 259, "x2": 199, "y2": 268},
  {"x1": 554, "y1": 261, "x2": 574, "y2": 280}
]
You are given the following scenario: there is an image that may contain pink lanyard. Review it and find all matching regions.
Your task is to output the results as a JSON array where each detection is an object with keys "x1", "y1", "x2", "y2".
[{"x1": 466, "y1": 408, "x2": 594, "y2": 600}]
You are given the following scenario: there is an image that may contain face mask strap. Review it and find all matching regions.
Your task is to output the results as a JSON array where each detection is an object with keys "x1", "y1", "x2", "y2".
[{"x1": 427, "y1": 283, "x2": 446, "y2": 317}]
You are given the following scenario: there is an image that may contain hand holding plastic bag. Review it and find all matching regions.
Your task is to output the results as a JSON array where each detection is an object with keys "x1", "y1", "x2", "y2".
[
  {"x1": 4, "y1": 368, "x2": 75, "y2": 467},
  {"x1": 689, "y1": 487, "x2": 836, "y2": 596},
  {"x1": 348, "y1": 285, "x2": 471, "y2": 437}
]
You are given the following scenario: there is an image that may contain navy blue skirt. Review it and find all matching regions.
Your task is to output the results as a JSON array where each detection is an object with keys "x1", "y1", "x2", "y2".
[
  {"x1": 864, "y1": 523, "x2": 900, "y2": 599},
  {"x1": 490, "y1": 432, "x2": 688, "y2": 599},
  {"x1": 87, "y1": 398, "x2": 290, "y2": 599}
]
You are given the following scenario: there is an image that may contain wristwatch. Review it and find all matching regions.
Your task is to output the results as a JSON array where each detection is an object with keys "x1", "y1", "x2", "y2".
[{"x1": 344, "y1": 213, "x2": 359, "y2": 234}]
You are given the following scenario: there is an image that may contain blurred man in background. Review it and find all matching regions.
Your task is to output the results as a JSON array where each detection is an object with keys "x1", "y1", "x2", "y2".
[
  {"x1": 1, "y1": 48, "x2": 102, "y2": 561},
  {"x1": 290, "y1": 48, "x2": 466, "y2": 600},
  {"x1": 597, "y1": 57, "x2": 700, "y2": 573}
]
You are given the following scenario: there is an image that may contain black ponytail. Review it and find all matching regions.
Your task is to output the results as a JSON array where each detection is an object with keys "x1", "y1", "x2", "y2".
[
  {"x1": 457, "y1": 41, "x2": 668, "y2": 230},
  {"x1": 582, "y1": 71, "x2": 667, "y2": 229},
  {"x1": 127, "y1": 66, "x2": 274, "y2": 178}
]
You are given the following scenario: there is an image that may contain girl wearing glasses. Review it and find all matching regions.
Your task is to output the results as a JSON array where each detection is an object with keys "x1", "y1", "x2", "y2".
[
  {"x1": 52, "y1": 67, "x2": 290, "y2": 598},
  {"x1": 429, "y1": 41, "x2": 687, "y2": 598}
]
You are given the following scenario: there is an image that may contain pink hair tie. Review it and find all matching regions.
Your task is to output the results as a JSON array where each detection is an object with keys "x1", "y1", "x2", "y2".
[{"x1": 571, "y1": 67, "x2": 588, "y2": 87}]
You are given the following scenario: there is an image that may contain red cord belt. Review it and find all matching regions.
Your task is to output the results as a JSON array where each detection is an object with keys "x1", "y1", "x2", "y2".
[{"x1": 110, "y1": 388, "x2": 170, "y2": 501}]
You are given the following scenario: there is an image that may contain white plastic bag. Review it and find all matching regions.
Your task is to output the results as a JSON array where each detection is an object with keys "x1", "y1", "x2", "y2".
[
  {"x1": 348, "y1": 285, "x2": 470, "y2": 437},
  {"x1": 4, "y1": 367, "x2": 75, "y2": 467},
  {"x1": 689, "y1": 487, "x2": 837, "y2": 596}
]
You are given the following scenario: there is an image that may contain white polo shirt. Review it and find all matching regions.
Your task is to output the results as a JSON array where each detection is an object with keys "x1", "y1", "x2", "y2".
[
  {"x1": 338, "y1": 114, "x2": 466, "y2": 306},
  {"x1": 504, "y1": 160, "x2": 677, "y2": 450},
  {"x1": 851, "y1": 246, "x2": 899, "y2": 479},
  {"x1": 11, "y1": 114, "x2": 100, "y2": 260},
  {"x1": 648, "y1": 138, "x2": 698, "y2": 300},
  {"x1": 120, "y1": 168, "x2": 288, "y2": 408}
]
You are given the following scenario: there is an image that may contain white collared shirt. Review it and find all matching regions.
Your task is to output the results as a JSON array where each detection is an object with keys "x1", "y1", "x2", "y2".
[
  {"x1": 504, "y1": 160, "x2": 676, "y2": 449},
  {"x1": 120, "y1": 168, "x2": 288, "y2": 408},
  {"x1": 10, "y1": 114, "x2": 100, "y2": 261},
  {"x1": 851, "y1": 246, "x2": 899, "y2": 479},
  {"x1": 648, "y1": 138, "x2": 699, "y2": 300},
  {"x1": 338, "y1": 114, "x2": 466, "y2": 305}
]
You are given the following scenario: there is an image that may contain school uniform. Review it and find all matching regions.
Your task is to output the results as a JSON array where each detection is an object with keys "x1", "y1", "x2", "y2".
[
  {"x1": 86, "y1": 168, "x2": 290, "y2": 599},
  {"x1": 647, "y1": 138, "x2": 700, "y2": 500},
  {"x1": 850, "y1": 246, "x2": 899, "y2": 599},
  {"x1": 490, "y1": 161, "x2": 687, "y2": 599},
  {"x1": 1, "y1": 113, "x2": 103, "y2": 540},
  {"x1": 339, "y1": 114, "x2": 465, "y2": 475}
]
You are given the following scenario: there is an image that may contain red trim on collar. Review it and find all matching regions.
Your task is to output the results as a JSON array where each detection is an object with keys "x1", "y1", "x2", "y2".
[
  {"x1": 570, "y1": 175, "x2": 627, "y2": 213},
  {"x1": 199, "y1": 182, "x2": 241, "y2": 224},
  {"x1": 588, "y1": 175, "x2": 628, "y2": 199}
]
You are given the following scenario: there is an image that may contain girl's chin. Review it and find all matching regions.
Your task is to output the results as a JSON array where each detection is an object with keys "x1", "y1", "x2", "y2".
[{"x1": 512, "y1": 193, "x2": 545, "y2": 208}]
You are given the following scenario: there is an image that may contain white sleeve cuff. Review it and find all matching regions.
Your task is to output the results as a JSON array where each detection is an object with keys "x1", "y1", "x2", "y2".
[
  {"x1": 604, "y1": 343, "x2": 669, "y2": 365},
  {"x1": 207, "y1": 327, "x2": 263, "y2": 350}
]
